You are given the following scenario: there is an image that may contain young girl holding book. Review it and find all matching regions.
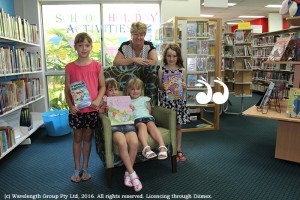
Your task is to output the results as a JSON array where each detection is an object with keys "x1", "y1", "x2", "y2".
[
  {"x1": 65, "y1": 32, "x2": 106, "y2": 182},
  {"x1": 126, "y1": 78, "x2": 168, "y2": 160},
  {"x1": 158, "y1": 43, "x2": 190, "y2": 162},
  {"x1": 100, "y1": 78, "x2": 142, "y2": 192}
]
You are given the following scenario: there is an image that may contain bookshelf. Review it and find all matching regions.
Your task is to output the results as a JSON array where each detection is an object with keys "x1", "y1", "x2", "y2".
[
  {"x1": 0, "y1": 8, "x2": 44, "y2": 159},
  {"x1": 251, "y1": 27, "x2": 300, "y2": 97},
  {"x1": 233, "y1": 28, "x2": 253, "y2": 97},
  {"x1": 160, "y1": 16, "x2": 222, "y2": 132},
  {"x1": 222, "y1": 32, "x2": 235, "y2": 93}
]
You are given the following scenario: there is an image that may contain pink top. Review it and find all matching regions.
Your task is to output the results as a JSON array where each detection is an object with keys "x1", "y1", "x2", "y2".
[{"x1": 66, "y1": 60, "x2": 102, "y2": 113}]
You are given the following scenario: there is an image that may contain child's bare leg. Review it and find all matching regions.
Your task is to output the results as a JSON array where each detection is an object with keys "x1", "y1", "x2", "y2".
[
  {"x1": 113, "y1": 132, "x2": 134, "y2": 173},
  {"x1": 176, "y1": 124, "x2": 182, "y2": 152},
  {"x1": 147, "y1": 122, "x2": 166, "y2": 151},
  {"x1": 82, "y1": 128, "x2": 93, "y2": 170},
  {"x1": 73, "y1": 129, "x2": 83, "y2": 170},
  {"x1": 136, "y1": 123, "x2": 156, "y2": 158},
  {"x1": 125, "y1": 131, "x2": 139, "y2": 166}
]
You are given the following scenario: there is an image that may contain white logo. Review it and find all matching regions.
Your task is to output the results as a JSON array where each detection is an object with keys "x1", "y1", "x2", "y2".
[{"x1": 195, "y1": 77, "x2": 229, "y2": 105}]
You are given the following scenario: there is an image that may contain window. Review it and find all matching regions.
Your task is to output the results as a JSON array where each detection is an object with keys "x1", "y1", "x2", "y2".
[{"x1": 41, "y1": 3, "x2": 160, "y2": 109}]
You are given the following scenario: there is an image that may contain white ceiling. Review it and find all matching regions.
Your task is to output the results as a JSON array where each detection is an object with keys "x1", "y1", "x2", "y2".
[{"x1": 200, "y1": 0, "x2": 285, "y2": 22}]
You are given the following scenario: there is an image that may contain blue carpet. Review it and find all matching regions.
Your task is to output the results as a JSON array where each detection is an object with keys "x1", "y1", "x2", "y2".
[{"x1": 0, "y1": 93, "x2": 300, "y2": 200}]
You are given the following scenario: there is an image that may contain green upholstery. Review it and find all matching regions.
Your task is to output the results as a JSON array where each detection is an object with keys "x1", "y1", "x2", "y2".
[{"x1": 94, "y1": 65, "x2": 177, "y2": 187}]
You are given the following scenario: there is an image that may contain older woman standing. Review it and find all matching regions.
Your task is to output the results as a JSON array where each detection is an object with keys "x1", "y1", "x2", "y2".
[{"x1": 113, "y1": 21, "x2": 158, "y2": 66}]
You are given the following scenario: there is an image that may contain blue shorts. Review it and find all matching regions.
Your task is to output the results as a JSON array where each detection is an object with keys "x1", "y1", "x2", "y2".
[
  {"x1": 134, "y1": 117, "x2": 155, "y2": 126},
  {"x1": 112, "y1": 124, "x2": 136, "y2": 134}
]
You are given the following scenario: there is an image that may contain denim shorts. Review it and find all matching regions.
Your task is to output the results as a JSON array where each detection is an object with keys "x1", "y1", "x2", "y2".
[
  {"x1": 112, "y1": 124, "x2": 136, "y2": 134},
  {"x1": 134, "y1": 116, "x2": 155, "y2": 126}
]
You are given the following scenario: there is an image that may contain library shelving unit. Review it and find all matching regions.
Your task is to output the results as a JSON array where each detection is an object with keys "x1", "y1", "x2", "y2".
[
  {"x1": 222, "y1": 32, "x2": 235, "y2": 93},
  {"x1": 251, "y1": 27, "x2": 299, "y2": 97},
  {"x1": 0, "y1": 9, "x2": 44, "y2": 159},
  {"x1": 233, "y1": 28, "x2": 253, "y2": 97},
  {"x1": 161, "y1": 16, "x2": 222, "y2": 132}
]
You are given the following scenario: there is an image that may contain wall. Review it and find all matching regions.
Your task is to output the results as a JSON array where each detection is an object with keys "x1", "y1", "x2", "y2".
[
  {"x1": 161, "y1": 0, "x2": 201, "y2": 22},
  {"x1": 0, "y1": 0, "x2": 14, "y2": 15}
]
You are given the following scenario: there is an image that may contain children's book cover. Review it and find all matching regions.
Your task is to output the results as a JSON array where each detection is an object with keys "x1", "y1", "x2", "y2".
[
  {"x1": 186, "y1": 91, "x2": 197, "y2": 105},
  {"x1": 187, "y1": 74, "x2": 198, "y2": 88},
  {"x1": 286, "y1": 88, "x2": 300, "y2": 118},
  {"x1": 186, "y1": 57, "x2": 197, "y2": 72},
  {"x1": 268, "y1": 36, "x2": 291, "y2": 61},
  {"x1": 186, "y1": 22, "x2": 197, "y2": 37},
  {"x1": 187, "y1": 40, "x2": 197, "y2": 54},
  {"x1": 107, "y1": 96, "x2": 134, "y2": 126},
  {"x1": 70, "y1": 80, "x2": 92, "y2": 109},
  {"x1": 235, "y1": 30, "x2": 244, "y2": 44},
  {"x1": 164, "y1": 72, "x2": 184, "y2": 100}
]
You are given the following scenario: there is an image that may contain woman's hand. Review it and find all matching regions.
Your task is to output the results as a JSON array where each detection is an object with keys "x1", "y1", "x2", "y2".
[
  {"x1": 69, "y1": 105, "x2": 79, "y2": 115},
  {"x1": 133, "y1": 57, "x2": 150, "y2": 65}
]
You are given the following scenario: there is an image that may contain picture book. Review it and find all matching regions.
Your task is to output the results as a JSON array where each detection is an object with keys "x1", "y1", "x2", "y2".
[
  {"x1": 186, "y1": 57, "x2": 197, "y2": 72},
  {"x1": 187, "y1": 75, "x2": 198, "y2": 88},
  {"x1": 196, "y1": 57, "x2": 206, "y2": 72},
  {"x1": 106, "y1": 96, "x2": 134, "y2": 126},
  {"x1": 187, "y1": 40, "x2": 197, "y2": 54},
  {"x1": 186, "y1": 91, "x2": 198, "y2": 105},
  {"x1": 256, "y1": 81, "x2": 275, "y2": 109},
  {"x1": 268, "y1": 36, "x2": 292, "y2": 61},
  {"x1": 186, "y1": 22, "x2": 197, "y2": 37},
  {"x1": 286, "y1": 88, "x2": 300, "y2": 118},
  {"x1": 70, "y1": 80, "x2": 92, "y2": 109},
  {"x1": 235, "y1": 30, "x2": 244, "y2": 44},
  {"x1": 163, "y1": 72, "x2": 184, "y2": 100}
]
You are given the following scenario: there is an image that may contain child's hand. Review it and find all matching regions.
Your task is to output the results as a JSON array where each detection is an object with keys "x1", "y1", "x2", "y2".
[
  {"x1": 182, "y1": 82, "x2": 187, "y2": 89},
  {"x1": 69, "y1": 105, "x2": 79, "y2": 115},
  {"x1": 105, "y1": 105, "x2": 110, "y2": 113},
  {"x1": 91, "y1": 99, "x2": 101, "y2": 110},
  {"x1": 130, "y1": 104, "x2": 135, "y2": 111}
]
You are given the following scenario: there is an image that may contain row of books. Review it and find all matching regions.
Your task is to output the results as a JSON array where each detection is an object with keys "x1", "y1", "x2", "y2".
[
  {"x1": 0, "y1": 8, "x2": 39, "y2": 44},
  {"x1": 0, "y1": 46, "x2": 41, "y2": 75},
  {"x1": 253, "y1": 47, "x2": 272, "y2": 58},
  {"x1": 252, "y1": 36, "x2": 277, "y2": 46},
  {"x1": 186, "y1": 74, "x2": 214, "y2": 88},
  {"x1": 0, "y1": 126, "x2": 16, "y2": 157},
  {"x1": 0, "y1": 78, "x2": 41, "y2": 115},
  {"x1": 187, "y1": 40, "x2": 209, "y2": 55},
  {"x1": 235, "y1": 30, "x2": 252, "y2": 44},
  {"x1": 235, "y1": 45, "x2": 253, "y2": 57},
  {"x1": 252, "y1": 71, "x2": 293, "y2": 84},
  {"x1": 187, "y1": 21, "x2": 209, "y2": 38}
]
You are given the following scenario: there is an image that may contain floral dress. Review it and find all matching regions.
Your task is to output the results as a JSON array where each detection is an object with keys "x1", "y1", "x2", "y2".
[{"x1": 159, "y1": 66, "x2": 190, "y2": 125}]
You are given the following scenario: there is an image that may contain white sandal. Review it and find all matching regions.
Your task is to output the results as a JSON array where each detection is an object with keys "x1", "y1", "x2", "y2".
[
  {"x1": 157, "y1": 146, "x2": 168, "y2": 160},
  {"x1": 142, "y1": 145, "x2": 157, "y2": 159}
]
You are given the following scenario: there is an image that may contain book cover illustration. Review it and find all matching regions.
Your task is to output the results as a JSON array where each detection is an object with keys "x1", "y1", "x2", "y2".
[
  {"x1": 187, "y1": 75, "x2": 198, "y2": 88},
  {"x1": 186, "y1": 22, "x2": 197, "y2": 37},
  {"x1": 186, "y1": 91, "x2": 198, "y2": 105},
  {"x1": 256, "y1": 81, "x2": 275, "y2": 109},
  {"x1": 107, "y1": 96, "x2": 134, "y2": 126},
  {"x1": 286, "y1": 88, "x2": 300, "y2": 118},
  {"x1": 187, "y1": 40, "x2": 197, "y2": 54},
  {"x1": 163, "y1": 72, "x2": 184, "y2": 100},
  {"x1": 70, "y1": 80, "x2": 92, "y2": 109},
  {"x1": 268, "y1": 36, "x2": 291, "y2": 61},
  {"x1": 186, "y1": 57, "x2": 197, "y2": 72},
  {"x1": 235, "y1": 30, "x2": 244, "y2": 44}
]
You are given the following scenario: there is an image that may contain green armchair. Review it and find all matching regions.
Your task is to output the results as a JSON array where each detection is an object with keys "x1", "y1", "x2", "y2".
[{"x1": 94, "y1": 65, "x2": 177, "y2": 187}]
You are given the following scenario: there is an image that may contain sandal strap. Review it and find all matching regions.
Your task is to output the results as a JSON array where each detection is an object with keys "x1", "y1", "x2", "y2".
[
  {"x1": 142, "y1": 145, "x2": 151, "y2": 155},
  {"x1": 74, "y1": 169, "x2": 81, "y2": 177},
  {"x1": 158, "y1": 146, "x2": 168, "y2": 151}
]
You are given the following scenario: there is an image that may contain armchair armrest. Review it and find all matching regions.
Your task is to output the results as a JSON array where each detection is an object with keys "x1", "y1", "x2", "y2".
[
  {"x1": 98, "y1": 113, "x2": 114, "y2": 168},
  {"x1": 152, "y1": 106, "x2": 177, "y2": 156}
]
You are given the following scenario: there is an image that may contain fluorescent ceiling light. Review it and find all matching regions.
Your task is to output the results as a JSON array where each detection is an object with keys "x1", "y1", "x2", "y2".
[
  {"x1": 265, "y1": 4, "x2": 282, "y2": 8},
  {"x1": 238, "y1": 15, "x2": 265, "y2": 18},
  {"x1": 202, "y1": 3, "x2": 236, "y2": 7},
  {"x1": 200, "y1": 14, "x2": 214, "y2": 17},
  {"x1": 226, "y1": 22, "x2": 238, "y2": 25}
]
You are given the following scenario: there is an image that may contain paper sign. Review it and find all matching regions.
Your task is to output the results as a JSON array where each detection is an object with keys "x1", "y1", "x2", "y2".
[{"x1": 238, "y1": 22, "x2": 251, "y2": 29}]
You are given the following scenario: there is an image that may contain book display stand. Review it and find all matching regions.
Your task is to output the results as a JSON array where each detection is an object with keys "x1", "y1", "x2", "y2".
[{"x1": 159, "y1": 16, "x2": 222, "y2": 132}]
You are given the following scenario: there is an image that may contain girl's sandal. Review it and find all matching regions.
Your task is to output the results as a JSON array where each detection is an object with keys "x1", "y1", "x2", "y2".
[
  {"x1": 71, "y1": 169, "x2": 81, "y2": 183},
  {"x1": 81, "y1": 168, "x2": 92, "y2": 181},
  {"x1": 176, "y1": 151, "x2": 187, "y2": 162}
]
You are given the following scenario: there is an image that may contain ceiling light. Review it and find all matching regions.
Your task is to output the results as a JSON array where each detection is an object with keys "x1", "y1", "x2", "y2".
[
  {"x1": 200, "y1": 14, "x2": 214, "y2": 17},
  {"x1": 226, "y1": 22, "x2": 238, "y2": 25},
  {"x1": 238, "y1": 15, "x2": 265, "y2": 18},
  {"x1": 265, "y1": 5, "x2": 282, "y2": 8},
  {"x1": 202, "y1": 3, "x2": 236, "y2": 7}
]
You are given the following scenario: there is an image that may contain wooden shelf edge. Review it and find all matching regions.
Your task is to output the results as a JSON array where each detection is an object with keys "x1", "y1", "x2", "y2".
[{"x1": 286, "y1": 16, "x2": 300, "y2": 27}]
